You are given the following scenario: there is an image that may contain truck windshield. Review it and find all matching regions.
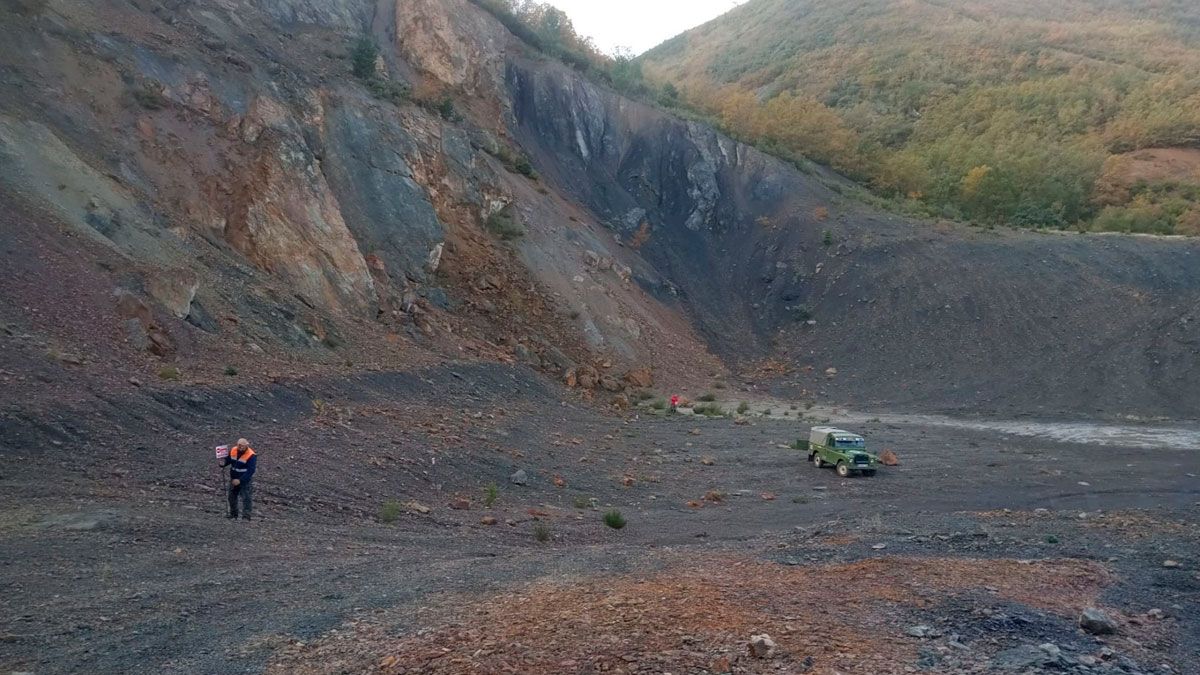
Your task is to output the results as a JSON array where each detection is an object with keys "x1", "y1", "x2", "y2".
[{"x1": 834, "y1": 438, "x2": 864, "y2": 448}]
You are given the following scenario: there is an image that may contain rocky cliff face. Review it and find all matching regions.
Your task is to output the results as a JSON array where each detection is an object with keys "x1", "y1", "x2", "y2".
[{"x1": 0, "y1": 0, "x2": 1197, "y2": 416}]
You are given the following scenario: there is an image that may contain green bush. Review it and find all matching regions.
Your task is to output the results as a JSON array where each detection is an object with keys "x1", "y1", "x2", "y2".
[
  {"x1": 379, "y1": 500, "x2": 402, "y2": 523},
  {"x1": 223, "y1": 366, "x2": 238, "y2": 377},
  {"x1": 603, "y1": 509, "x2": 627, "y2": 529},
  {"x1": 533, "y1": 522, "x2": 551, "y2": 542},
  {"x1": 132, "y1": 84, "x2": 168, "y2": 110},
  {"x1": 694, "y1": 403, "x2": 725, "y2": 417},
  {"x1": 350, "y1": 36, "x2": 379, "y2": 79},
  {"x1": 485, "y1": 142, "x2": 538, "y2": 179},
  {"x1": 365, "y1": 78, "x2": 410, "y2": 105},
  {"x1": 822, "y1": 229, "x2": 833, "y2": 247},
  {"x1": 737, "y1": 401, "x2": 750, "y2": 414},
  {"x1": 483, "y1": 482, "x2": 498, "y2": 508},
  {"x1": 1092, "y1": 204, "x2": 1177, "y2": 235},
  {"x1": 650, "y1": 398, "x2": 667, "y2": 410},
  {"x1": 486, "y1": 204, "x2": 525, "y2": 240},
  {"x1": 697, "y1": 392, "x2": 716, "y2": 402},
  {"x1": 157, "y1": 366, "x2": 181, "y2": 381}
]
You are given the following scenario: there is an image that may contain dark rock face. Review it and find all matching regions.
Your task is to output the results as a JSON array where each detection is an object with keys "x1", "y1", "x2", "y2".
[
  {"x1": 245, "y1": 0, "x2": 373, "y2": 30},
  {"x1": 322, "y1": 104, "x2": 445, "y2": 286},
  {"x1": 503, "y1": 57, "x2": 1200, "y2": 417}
]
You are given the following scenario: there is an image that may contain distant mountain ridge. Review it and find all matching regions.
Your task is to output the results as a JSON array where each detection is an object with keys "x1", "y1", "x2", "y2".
[{"x1": 642, "y1": 0, "x2": 1200, "y2": 234}]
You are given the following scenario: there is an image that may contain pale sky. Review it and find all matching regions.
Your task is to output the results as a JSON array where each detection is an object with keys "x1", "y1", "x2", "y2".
[{"x1": 545, "y1": 0, "x2": 746, "y2": 55}]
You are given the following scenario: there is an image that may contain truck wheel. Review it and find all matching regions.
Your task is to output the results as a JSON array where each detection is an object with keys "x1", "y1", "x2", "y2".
[
  {"x1": 863, "y1": 470, "x2": 877, "y2": 477},
  {"x1": 836, "y1": 462, "x2": 850, "y2": 477},
  {"x1": 812, "y1": 453, "x2": 823, "y2": 468}
]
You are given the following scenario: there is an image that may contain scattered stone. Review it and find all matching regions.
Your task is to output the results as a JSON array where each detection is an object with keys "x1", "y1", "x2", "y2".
[
  {"x1": 871, "y1": 543, "x2": 887, "y2": 550},
  {"x1": 992, "y1": 644, "x2": 1057, "y2": 670},
  {"x1": 824, "y1": 367, "x2": 838, "y2": 377},
  {"x1": 880, "y1": 448, "x2": 900, "y2": 466},
  {"x1": 406, "y1": 501, "x2": 431, "y2": 515},
  {"x1": 1080, "y1": 607, "x2": 1118, "y2": 635},
  {"x1": 905, "y1": 625, "x2": 942, "y2": 638},
  {"x1": 700, "y1": 456, "x2": 715, "y2": 466},
  {"x1": 1039, "y1": 643, "x2": 1062, "y2": 659},
  {"x1": 760, "y1": 492, "x2": 776, "y2": 501},
  {"x1": 449, "y1": 497, "x2": 470, "y2": 510},
  {"x1": 552, "y1": 475, "x2": 566, "y2": 488},
  {"x1": 479, "y1": 516, "x2": 497, "y2": 526},
  {"x1": 710, "y1": 655, "x2": 732, "y2": 672},
  {"x1": 1162, "y1": 560, "x2": 1181, "y2": 569},
  {"x1": 748, "y1": 634, "x2": 776, "y2": 659},
  {"x1": 509, "y1": 469, "x2": 528, "y2": 486},
  {"x1": 1147, "y1": 608, "x2": 1165, "y2": 620}
]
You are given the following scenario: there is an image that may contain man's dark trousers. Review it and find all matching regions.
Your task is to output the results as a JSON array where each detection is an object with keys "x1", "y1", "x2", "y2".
[{"x1": 229, "y1": 479, "x2": 253, "y2": 519}]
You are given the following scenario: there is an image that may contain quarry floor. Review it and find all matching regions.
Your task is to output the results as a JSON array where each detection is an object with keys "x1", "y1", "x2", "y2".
[{"x1": 1, "y1": 363, "x2": 1198, "y2": 674}]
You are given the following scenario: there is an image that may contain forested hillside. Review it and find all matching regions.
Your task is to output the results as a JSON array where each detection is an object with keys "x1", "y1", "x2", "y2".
[{"x1": 643, "y1": 0, "x2": 1200, "y2": 234}]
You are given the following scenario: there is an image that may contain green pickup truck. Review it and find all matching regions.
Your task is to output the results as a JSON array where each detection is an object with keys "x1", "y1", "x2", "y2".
[{"x1": 805, "y1": 426, "x2": 880, "y2": 477}]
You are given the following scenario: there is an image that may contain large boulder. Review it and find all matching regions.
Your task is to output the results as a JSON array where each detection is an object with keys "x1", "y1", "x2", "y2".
[
  {"x1": 1080, "y1": 608, "x2": 1118, "y2": 635},
  {"x1": 577, "y1": 365, "x2": 599, "y2": 389},
  {"x1": 622, "y1": 366, "x2": 654, "y2": 389},
  {"x1": 747, "y1": 634, "x2": 776, "y2": 659}
]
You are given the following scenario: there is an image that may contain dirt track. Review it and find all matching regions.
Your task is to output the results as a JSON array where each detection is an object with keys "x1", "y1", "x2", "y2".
[{"x1": 1, "y1": 363, "x2": 1197, "y2": 673}]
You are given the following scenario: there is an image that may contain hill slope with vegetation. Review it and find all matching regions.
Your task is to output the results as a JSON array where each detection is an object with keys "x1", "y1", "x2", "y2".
[{"x1": 642, "y1": 0, "x2": 1200, "y2": 234}]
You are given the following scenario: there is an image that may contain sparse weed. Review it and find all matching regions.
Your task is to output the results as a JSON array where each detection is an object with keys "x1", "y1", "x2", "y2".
[
  {"x1": 573, "y1": 496, "x2": 589, "y2": 509},
  {"x1": 483, "y1": 482, "x2": 498, "y2": 508},
  {"x1": 697, "y1": 392, "x2": 717, "y2": 402},
  {"x1": 737, "y1": 401, "x2": 750, "y2": 414},
  {"x1": 157, "y1": 366, "x2": 181, "y2": 381},
  {"x1": 650, "y1": 398, "x2": 667, "y2": 410},
  {"x1": 533, "y1": 522, "x2": 551, "y2": 542},
  {"x1": 603, "y1": 509, "x2": 627, "y2": 530},
  {"x1": 379, "y1": 500, "x2": 402, "y2": 523},
  {"x1": 224, "y1": 365, "x2": 239, "y2": 377},
  {"x1": 694, "y1": 403, "x2": 724, "y2": 417}
]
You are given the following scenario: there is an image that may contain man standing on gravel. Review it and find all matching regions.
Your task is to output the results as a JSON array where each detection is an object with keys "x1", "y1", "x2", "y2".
[{"x1": 219, "y1": 438, "x2": 257, "y2": 521}]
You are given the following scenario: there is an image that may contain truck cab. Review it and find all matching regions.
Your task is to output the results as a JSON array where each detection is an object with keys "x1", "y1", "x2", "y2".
[{"x1": 807, "y1": 426, "x2": 880, "y2": 477}]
